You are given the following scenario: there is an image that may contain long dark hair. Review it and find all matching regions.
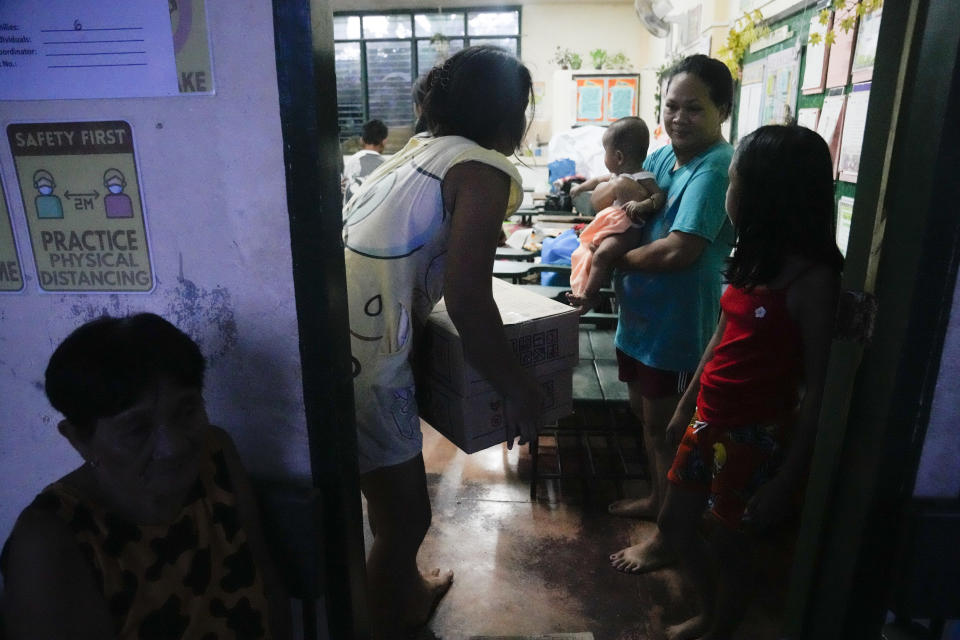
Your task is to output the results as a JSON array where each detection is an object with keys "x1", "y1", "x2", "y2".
[
  {"x1": 412, "y1": 74, "x2": 429, "y2": 134},
  {"x1": 420, "y1": 45, "x2": 533, "y2": 152},
  {"x1": 724, "y1": 125, "x2": 844, "y2": 288}
]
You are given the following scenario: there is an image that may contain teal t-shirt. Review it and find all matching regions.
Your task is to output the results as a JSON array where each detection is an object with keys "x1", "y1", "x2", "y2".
[{"x1": 614, "y1": 141, "x2": 734, "y2": 373}]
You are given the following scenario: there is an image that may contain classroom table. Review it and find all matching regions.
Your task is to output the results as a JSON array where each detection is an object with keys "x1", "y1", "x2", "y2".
[
  {"x1": 535, "y1": 213, "x2": 595, "y2": 223},
  {"x1": 495, "y1": 246, "x2": 540, "y2": 261},
  {"x1": 491, "y1": 260, "x2": 534, "y2": 284},
  {"x1": 513, "y1": 209, "x2": 593, "y2": 226},
  {"x1": 515, "y1": 284, "x2": 569, "y2": 301}
]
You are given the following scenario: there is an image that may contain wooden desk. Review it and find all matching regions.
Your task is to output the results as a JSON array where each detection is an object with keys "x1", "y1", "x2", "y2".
[
  {"x1": 528, "y1": 327, "x2": 641, "y2": 501},
  {"x1": 517, "y1": 284, "x2": 570, "y2": 301},
  {"x1": 495, "y1": 246, "x2": 540, "y2": 261},
  {"x1": 492, "y1": 261, "x2": 533, "y2": 284},
  {"x1": 535, "y1": 214, "x2": 594, "y2": 223},
  {"x1": 514, "y1": 209, "x2": 594, "y2": 225}
]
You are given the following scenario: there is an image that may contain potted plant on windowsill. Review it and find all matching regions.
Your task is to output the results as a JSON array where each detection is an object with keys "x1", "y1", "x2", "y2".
[
  {"x1": 551, "y1": 46, "x2": 582, "y2": 70},
  {"x1": 589, "y1": 48, "x2": 608, "y2": 70},
  {"x1": 607, "y1": 51, "x2": 630, "y2": 71}
]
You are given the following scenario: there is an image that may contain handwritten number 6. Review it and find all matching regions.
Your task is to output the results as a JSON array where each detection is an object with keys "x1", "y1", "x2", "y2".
[{"x1": 73, "y1": 19, "x2": 82, "y2": 31}]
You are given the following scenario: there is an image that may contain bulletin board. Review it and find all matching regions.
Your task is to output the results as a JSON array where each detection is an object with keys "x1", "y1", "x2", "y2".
[
  {"x1": 574, "y1": 74, "x2": 639, "y2": 125},
  {"x1": 732, "y1": 3, "x2": 882, "y2": 255}
]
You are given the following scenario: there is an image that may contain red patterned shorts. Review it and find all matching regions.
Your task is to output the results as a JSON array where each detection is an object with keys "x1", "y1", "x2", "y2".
[{"x1": 667, "y1": 409, "x2": 788, "y2": 529}]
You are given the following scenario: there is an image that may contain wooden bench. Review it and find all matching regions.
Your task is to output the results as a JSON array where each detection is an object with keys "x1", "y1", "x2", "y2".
[{"x1": 529, "y1": 328, "x2": 648, "y2": 501}]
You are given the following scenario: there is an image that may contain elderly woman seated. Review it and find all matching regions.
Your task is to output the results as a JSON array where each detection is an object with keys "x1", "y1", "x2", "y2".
[{"x1": 1, "y1": 313, "x2": 290, "y2": 639}]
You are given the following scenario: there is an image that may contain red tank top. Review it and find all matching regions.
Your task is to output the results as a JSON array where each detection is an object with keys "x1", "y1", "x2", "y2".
[{"x1": 696, "y1": 282, "x2": 803, "y2": 428}]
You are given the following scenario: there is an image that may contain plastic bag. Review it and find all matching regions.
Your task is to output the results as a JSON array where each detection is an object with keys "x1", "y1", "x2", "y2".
[
  {"x1": 547, "y1": 126, "x2": 608, "y2": 180},
  {"x1": 539, "y1": 228, "x2": 579, "y2": 286},
  {"x1": 547, "y1": 158, "x2": 577, "y2": 187}
]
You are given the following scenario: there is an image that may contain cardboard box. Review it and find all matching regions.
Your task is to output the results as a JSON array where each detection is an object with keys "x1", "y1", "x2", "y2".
[
  {"x1": 419, "y1": 277, "x2": 579, "y2": 453},
  {"x1": 421, "y1": 367, "x2": 574, "y2": 454},
  {"x1": 425, "y1": 277, "x2": 579, "y2": 395}
]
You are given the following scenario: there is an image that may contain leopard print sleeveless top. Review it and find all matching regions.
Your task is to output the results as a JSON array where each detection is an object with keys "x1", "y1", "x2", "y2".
[{"x1": 32, "y1": 434, "x2": 272, "y2": 639}]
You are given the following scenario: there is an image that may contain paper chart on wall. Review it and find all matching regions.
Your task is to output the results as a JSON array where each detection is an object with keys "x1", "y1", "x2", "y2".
[
  {"x1": 838, "y1": 83, "x2": 871, "y2": 183},
  {"x1": 836, "y1": 196, "x2": 854, "y2": 257},
  {"x1": 576, "y1": 78, "x2": 605, "y2": 122},
  {"x1": 760, "y1": 47, "x2": 801, "y2": 126},
  {"x1": 607, "y1": 77, "x2": 638, "y2": 121},
  {"x1": 825, "y1": 5, "x2": 858, "y2": 89},
  {"x1": 0, "y1": 0, "x2": 177, "y2": 100},
  {"x1": 851, "y1": 8, "x2": 881, "y2": 83},
  {"x1": 0, "y1": 172, "x2": 24, "y2": 292},
  {"x1": 169, "y1": 0, "x2": 214, "y2": 94},
  {"x1": 796, "y1": 107, "x2": 820, "y2": 131},
  {"x1": 802, "y1": 12, "x2": 831, "y2": 94},
  {"x1": 736, "y1": 60, "x2": 765, "y2": 141},
  {"x1": 817, "y1": 90, "x2": 847, "y2": 178}
]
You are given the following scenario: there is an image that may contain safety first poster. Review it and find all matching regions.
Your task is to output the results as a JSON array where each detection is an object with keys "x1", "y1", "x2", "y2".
[
  {"x1": 7, "y1": 120, "x2": 153, "y2": 293},
  {"x1": 0, "y1": 174, "x2": 23, "y2": 292}
]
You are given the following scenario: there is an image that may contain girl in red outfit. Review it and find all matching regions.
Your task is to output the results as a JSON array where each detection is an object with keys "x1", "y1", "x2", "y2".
[{"x1": 655, "y1": 125, "x2": 844, "y2": 640}]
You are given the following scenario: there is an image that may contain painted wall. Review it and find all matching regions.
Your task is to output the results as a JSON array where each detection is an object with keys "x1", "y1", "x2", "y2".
[
  {"x1": 520, "y1": 3, "x2": 664, "y2": 142},
  {"x1": 0, "y1": 0, "x2": 312, "y2": 565}
]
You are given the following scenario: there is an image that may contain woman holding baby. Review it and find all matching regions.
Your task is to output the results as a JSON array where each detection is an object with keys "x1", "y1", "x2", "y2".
[{"x1": 606, "y1": 55, "x2": 736, "y2": 579}]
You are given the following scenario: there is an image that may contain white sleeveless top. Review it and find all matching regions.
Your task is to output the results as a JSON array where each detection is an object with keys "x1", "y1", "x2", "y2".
[{"x1": 342, "y1": 134, "x2": 523, "y2": 473}]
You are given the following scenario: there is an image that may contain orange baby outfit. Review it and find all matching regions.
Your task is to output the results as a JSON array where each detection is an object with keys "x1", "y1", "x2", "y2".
[{"x1": 569, "y1": 205, "x2": 634, "y2": 296}]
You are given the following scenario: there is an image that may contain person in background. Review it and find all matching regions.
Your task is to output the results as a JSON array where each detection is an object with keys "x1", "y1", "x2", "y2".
[
  {"x1": 1, "y1": 313, "x2": 290, "y2": 639},
  {"x1": 342, "y1": 46, "x2": 541, "y2": 637},
  {"x1": 606, "y1": 55, "x2": 735, "y2": 575},
  {"x1": 566, "y1": 117, "x2": 665, "y2": 314},
  {"x1": 656, "y1": 125, "x2": 842, "y2": 639},
  {"x1": 343, "y1": 119, "x2": 389, "y2": 203}
]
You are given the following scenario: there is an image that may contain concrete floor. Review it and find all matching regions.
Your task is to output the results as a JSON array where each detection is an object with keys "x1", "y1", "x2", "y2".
[{"x1": 368, "y1": 422, "x2": 791, "y2": 640}]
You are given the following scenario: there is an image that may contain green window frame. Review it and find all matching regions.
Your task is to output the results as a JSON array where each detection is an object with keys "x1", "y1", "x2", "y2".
[{"x1": 333, "y1": 8, "x2": 522, "y2": 149}]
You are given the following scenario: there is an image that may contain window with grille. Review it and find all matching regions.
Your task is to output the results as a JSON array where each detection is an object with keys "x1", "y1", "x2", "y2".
[{"x1": 333, "y1": 9, "x2": 521, "y2": 151}]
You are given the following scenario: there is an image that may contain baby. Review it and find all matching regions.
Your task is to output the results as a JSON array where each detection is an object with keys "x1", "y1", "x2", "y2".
[{"x1": 567, "y1": 117, "x2": 664, "y2": 313}]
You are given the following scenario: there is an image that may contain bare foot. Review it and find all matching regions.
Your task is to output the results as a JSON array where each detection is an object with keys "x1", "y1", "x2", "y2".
[
  {"x1": 609, "y1": 533, "x2": 676, "y2": 574},
  {"x1": 402, "y1": 568, "x2": 454, "y2": 630},
  {"x1": 666, "y1": 614, "x2": 712, "y2": 640},
  {"x1": 608, "y1": 496, "x2": 659, "y2": 520}
]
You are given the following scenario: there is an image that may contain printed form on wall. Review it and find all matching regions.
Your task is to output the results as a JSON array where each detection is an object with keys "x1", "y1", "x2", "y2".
[
  {"x1": 0, "y1": 173, "x2": 24, "y2": 292},
  {"x1": 736, "y1": 61, "x2": 765, "y2": 141},
  {"x1": 838, "y1": 83, "x2": 871, "y2": 183},
  {"x1": 851, "y1": 8, "x2": 881, "y2": 83},
  {"x1": 169, "y1": 0, "x2": 214, "y2": 94},
  {"x1": 817, "y1": 89, "x2": 847, "y2": 178},
  {"x1": 607, "y1": 77, "x2": 638, "y2": 121},
  {"x1": 796, "y1": 107, "x2": 820, "y2": 131},
  {"x1": 802, "y1": 12, "x2": 831, "y2": 94},
  {"x1": 760, "y1": 47, "x2": 801, "y2": 126},
  {"x1": 0, "y1": 0, "x2": 177, "y2": 100},
  {"x1": 825, "y1": 5, "x2": 858, "y2": 89},
  {"x1": 836, "y1": 196, "x2": 854, "y2": 257},
  {"x1": 7, "y1": 121, "x2": 154, "y2": 293},
  {"x1": 576, "y1": 77, "x2": 605, "y2": 123}
]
